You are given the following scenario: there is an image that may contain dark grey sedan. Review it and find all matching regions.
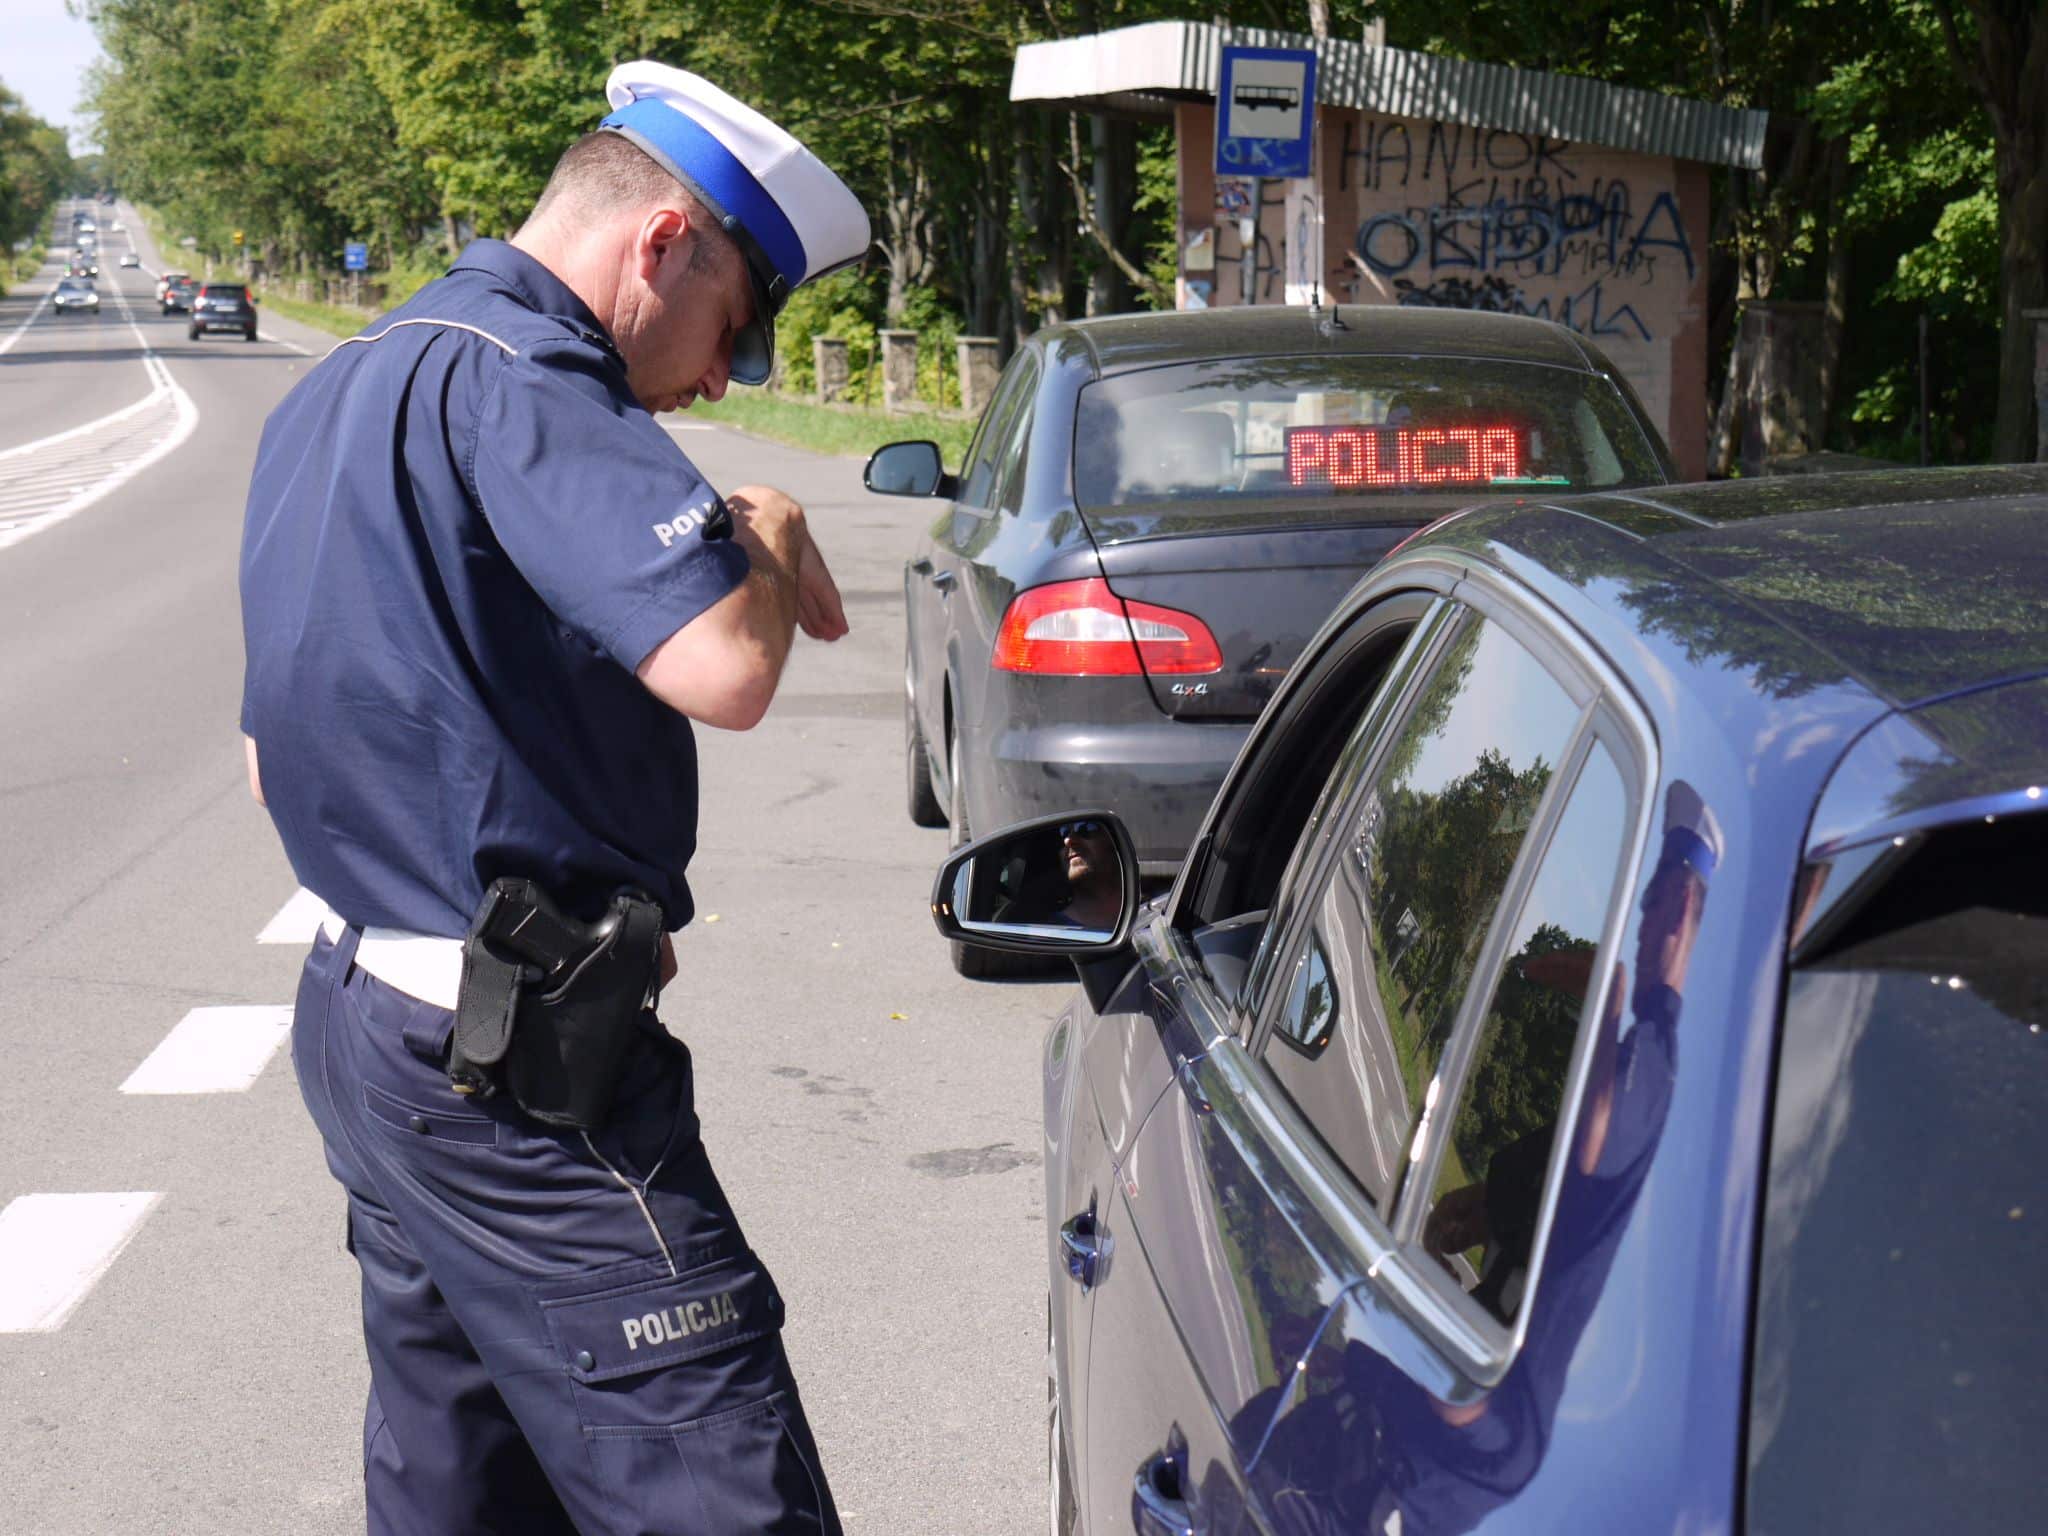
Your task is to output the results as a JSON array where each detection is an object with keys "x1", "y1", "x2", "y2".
[{"x1": 868, "y1": 306, "x2": 1673, "y2": 975}]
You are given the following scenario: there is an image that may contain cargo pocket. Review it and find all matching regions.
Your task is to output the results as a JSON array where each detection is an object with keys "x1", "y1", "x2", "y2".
[
  {"x1": 543, "y1": 1250, "x2": 833, "y2": 1533},
  {"x1": 361, "y1": 1079, "x2": 499, "y2": 1148}
]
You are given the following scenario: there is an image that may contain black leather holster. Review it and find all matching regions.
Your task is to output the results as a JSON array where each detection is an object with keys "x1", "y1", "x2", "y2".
[{"x1": 449, "y1": 877, "x2": 665, "y2": 1130}]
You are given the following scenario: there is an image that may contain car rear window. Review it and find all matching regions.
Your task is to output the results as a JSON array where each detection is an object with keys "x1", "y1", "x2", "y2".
[
  {"x1": 1073, "y1": 355, "x2": 1665, "y2": 508},
  {"x1": 1748, "y1": 813, "x2": 2047, "y2": 1530},
  {"x1": 201, "y1": 285, "x2": 246, "y2": 297}
]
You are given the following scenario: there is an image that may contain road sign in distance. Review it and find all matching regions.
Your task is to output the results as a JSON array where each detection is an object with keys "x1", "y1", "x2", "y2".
[
  {"x1": 1215, "y1": 45, "x2": 1318, "y2": 179},
  {"x1": 343, "y1": 242, "x2": 369, "y2": 272}
]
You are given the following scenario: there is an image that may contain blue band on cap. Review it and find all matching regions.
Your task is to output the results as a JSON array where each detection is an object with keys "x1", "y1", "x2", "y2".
[
  {"x1": 1659, "y1": 826, "x2": 1718, "y2": 882},
  {"x1": 600, "y1": 97, "x2": 807, "y2": 295}
]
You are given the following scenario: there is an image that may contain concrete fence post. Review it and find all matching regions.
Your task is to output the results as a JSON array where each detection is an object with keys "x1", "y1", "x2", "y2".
[
  {"x1": 879, "y1": 329, "x2": 919, "y2": 413},
  {"x1": 813, "y1": 336, "x2": 851, "y2": 404},
  {"x1": 956, "y1": 336, "x2": 1002, "y2": 416},
  {"x1": 1737, "y1": 300, "x2": 1825, "y2": 475}
]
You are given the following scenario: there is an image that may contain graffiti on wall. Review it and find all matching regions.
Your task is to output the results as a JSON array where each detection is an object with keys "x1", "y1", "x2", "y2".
[{"x1": 1337, "y1": 117, "x2": 1697, "y2": 345}]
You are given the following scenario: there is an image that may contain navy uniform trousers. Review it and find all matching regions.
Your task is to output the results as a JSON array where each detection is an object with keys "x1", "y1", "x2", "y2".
[{"x1": 293, "y1": 926, "x2": 841, "y2": 1535}]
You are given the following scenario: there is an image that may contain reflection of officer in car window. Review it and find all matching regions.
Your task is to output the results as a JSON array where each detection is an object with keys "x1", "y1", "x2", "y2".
[
  {"x1": 1251, "y1": 783, "x2": 1722, "y2": 1536},
  {"x1": 1424, "y1": 782, "x2": 1722, "y2": 1316}
]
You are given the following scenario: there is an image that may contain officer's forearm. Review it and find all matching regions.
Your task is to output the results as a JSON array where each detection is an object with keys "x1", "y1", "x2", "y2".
[{"x1": 636, "y1": 563, "x2": 796, "y2": 730}]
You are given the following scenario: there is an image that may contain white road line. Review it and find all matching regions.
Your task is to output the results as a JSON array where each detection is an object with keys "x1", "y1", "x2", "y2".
[
  {"x1": 258, "y1": 886, "x2": 330, "y2": 944},
  {"x1": 664, "y1": 421, "x2": 715, "y2": 432},
  {"x1": 0, "y1": 276, "x2": 199, "y2": 552},
  {"x1": 0, "y1": 1192, "x2": 163, "y2": 1333},
  {"x1": 120, "y1": 1006, "x2": 294, "y2": 1095},
  {"x1": 0, "y1": 284, "x2": 53, "y2": 358}
]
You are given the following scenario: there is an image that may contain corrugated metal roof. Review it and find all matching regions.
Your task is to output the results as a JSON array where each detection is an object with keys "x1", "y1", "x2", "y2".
[{"x1": 1010, "y1": 20, "x2": 1767, "y2": 170}]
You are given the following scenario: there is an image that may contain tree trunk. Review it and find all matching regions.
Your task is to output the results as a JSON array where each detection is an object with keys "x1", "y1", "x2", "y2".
[
  {"x1": 1011, "y1": 116, "x2": 1070, "y2": 345},
  {"x1": 1991, "y1": 130, "x2": 2048, "y2": 460},
  {"x1": 1819, "y1": 141, "x2": 1851, "y2": 443},
  {"x1": 1086, "y1": 115, "x2": 1137, "y2": 316},
  {"x1": 1708, "y1": 312, "x2": 1748, "y2": 478},
  {"x1": 882, "y1": 138, "x2": 932, "y2": 326},
  {"x1": 1933, "y1": 0, "x2": 2048, "y2": 460}
]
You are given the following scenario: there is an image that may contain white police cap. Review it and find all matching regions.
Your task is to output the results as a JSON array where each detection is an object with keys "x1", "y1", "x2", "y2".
[{"x1": 600, "y1": 61, "x2": 871, "y2": 385}]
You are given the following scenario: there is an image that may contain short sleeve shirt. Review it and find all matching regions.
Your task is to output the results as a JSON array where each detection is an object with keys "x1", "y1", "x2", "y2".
[{"x1": 239, "y1": 240, "x2": 750, "y2": 936}]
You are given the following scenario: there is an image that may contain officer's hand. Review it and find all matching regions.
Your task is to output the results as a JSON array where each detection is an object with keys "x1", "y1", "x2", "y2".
[
  {"x1": 795, "y1": 538, "x2": 849, "y2": 642},
  {"x1": 723, "y1": 484, "x2": 806, "y2": 576}
]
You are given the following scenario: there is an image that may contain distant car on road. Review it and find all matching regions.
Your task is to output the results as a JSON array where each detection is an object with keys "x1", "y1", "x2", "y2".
[
  {"x1": 869, "y1": 306, "x2": 1673, "y2": 974},
  {"x1": 119, "y1": 252, "x2": 140, "y2": 269},
  {"x1": 936, "y1": 462, "x2": 2048, "y2": 1536},
  {"x1": 161, "y1": 276, "x2": 198, "y2": 314},
  {"x1": 188, "y1": 282, "x2": 256, "y2": 342},
  {"x1": 52, "y1": 278, "x2": 99, "y2": 315},
  {"x1": 156, "y1": 270, "x2": 189, "y2": 303}
]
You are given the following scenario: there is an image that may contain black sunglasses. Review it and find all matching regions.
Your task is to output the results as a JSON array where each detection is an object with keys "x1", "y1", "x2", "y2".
[{"x1": 1059, "y1": 820, "x2": 1106, "y2": 841}]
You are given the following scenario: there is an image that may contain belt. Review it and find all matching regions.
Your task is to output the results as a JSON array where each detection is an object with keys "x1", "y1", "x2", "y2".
[{"x1": 319, "y1": 911, "x2": 463, "y2": 1011}]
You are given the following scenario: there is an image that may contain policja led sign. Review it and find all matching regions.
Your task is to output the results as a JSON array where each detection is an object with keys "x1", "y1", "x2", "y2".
[{"x1": 1214, "y1": 45, "x2": 1318, "y2": 179}]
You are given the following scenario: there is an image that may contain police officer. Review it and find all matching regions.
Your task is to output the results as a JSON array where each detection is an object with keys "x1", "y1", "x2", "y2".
[{"x1": 238, "y1": 61, "x2": 868, "y2": 1535}]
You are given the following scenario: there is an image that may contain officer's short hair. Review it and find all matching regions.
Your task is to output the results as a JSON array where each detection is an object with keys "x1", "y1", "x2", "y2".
[{"x1": 527, "y1": 132, "x2": 732, "y2": 275}]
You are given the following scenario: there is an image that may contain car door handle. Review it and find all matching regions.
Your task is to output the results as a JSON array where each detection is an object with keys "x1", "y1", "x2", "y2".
[
  {"x1": 1131, "y1": 1448, "x2": 1194, "y2": 1536},
  {"x1": 1059, "y1": 1211, "x2": 1111, "y2": 1291},
  {"x1": 930, "y1": 569, "x2": 957, "y2": 592}
]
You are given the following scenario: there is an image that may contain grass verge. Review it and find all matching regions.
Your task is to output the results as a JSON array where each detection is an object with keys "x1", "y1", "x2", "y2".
[
  {"x1": 688, "y1": 391, "x2": 976, "y2": 463},
  {"x1": 257, "y1": 290, "x2": 376, "y2": 339}
]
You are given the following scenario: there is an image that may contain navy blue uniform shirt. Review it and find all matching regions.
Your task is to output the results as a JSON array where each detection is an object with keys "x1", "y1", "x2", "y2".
[{"x1": 240, "y1": 239, "x2": 750, "y2": 936}]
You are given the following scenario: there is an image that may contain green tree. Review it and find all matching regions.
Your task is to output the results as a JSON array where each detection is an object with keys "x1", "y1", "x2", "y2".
[{"x1": 0, "y1": 84, "x2": 71, "y2": 267}]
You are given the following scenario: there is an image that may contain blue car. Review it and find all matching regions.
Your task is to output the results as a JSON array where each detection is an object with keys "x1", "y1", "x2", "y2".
[{"x1": 935, "y1": 465, "x2": 2048, "y2": 1534}]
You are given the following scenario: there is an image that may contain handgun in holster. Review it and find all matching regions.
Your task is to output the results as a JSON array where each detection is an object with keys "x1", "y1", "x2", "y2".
[{"x1": 449, "y1": 877, "x2": 665, "y2": 1130}]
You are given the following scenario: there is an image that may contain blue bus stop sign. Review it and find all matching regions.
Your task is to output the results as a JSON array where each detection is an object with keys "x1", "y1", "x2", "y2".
[
  {"x1": 1215, "y1": 45, "x2": 1318, "y2": 179},
  {"x1": 343, "y1": 242, "x2": 369, "y2": 272}
]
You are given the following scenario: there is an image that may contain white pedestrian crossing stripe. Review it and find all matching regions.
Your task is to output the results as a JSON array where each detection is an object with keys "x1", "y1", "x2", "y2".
[
  {"x1": 120, "y1": 1006, "x2": 293, "y2": 1095},
  {"x1": 0, "y1": 1192, "x2": 163, "y2": 1333},
  {"x1": 257, "y1": 885, "x2": 329, "y2": 944}
]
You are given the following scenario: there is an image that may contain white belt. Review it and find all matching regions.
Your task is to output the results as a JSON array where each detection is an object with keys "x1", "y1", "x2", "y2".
[{"x1": 320, "y1": 911, "x2": 464, "y2": 1011}]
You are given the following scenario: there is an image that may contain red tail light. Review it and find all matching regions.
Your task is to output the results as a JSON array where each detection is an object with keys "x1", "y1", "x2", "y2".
[{"x1": 992, "y1": 578, "x2": 1222, "y2": 676}]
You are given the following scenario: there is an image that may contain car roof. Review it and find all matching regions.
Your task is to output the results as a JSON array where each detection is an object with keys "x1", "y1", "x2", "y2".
[
  {"x1": 1041, "y1": 305, "x2": 1597, "y2": 377},
  {"x1": 1519, "y1": 464, "x2": 2048, "y2": 709}
]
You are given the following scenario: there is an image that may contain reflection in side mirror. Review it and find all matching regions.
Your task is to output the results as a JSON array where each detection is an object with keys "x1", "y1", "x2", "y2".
[
  {"x1": 932, "y1": 811, "x2": 1139, "y2": 955},
  {"x1": 865, "y1": 439, "x2": 947, "y2": 497}
]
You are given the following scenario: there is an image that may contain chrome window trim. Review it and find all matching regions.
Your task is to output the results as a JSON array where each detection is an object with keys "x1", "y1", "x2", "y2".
[
  {"x1": 1208, "y1": 551, "x2": 1658, "y2": 1386},
  {"x1": 1167, "y1": 555, "x2": 1472, "y2": 934},
  {"x1": 1243, "y1": 579, "x2": 1599, "y2": 1061},
  {"x1": 1392, "y1": 691, "x2": 1652, "y2": 1377},
  {"x1": 1234, "y1": 598, "x2": 1459, "y2": 1033},
  {"x1": 1386, "y1": 704, "x2": 1601, "y2": 1244}
]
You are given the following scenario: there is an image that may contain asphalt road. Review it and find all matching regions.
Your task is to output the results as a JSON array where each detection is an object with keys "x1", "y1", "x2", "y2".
[{"x1": 0, "y1": 205, "x2": 1060, "y2": 1533}]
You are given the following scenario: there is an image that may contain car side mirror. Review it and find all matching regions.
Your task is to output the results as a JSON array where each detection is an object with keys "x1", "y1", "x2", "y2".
[
  {"x1": 865, "y1": 440, "x2": 954, "y2": 498},
  {"x1": 931, "y1": 810, "x2": 1139, "y2": 955}
]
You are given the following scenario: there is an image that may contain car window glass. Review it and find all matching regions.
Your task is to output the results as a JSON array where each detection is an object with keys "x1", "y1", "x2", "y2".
[
  {"x1": 958, "y1": 356, "x2": 1036, "y2": 509},
  {"x1": 1259, "y1": 616, "x2": 1580, "y2": 1212},
  {"x1": 992, "y1": 396, "x2": 1036, "y2": 514},
  {"x1": 1416, "y1": 741, "x2": 1627, "y2": 1324}
]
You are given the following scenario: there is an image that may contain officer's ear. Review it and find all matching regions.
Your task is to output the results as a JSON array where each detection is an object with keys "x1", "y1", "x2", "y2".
[{"x1": 634, "y1": 204, "x2": 691, "y2": 287}]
